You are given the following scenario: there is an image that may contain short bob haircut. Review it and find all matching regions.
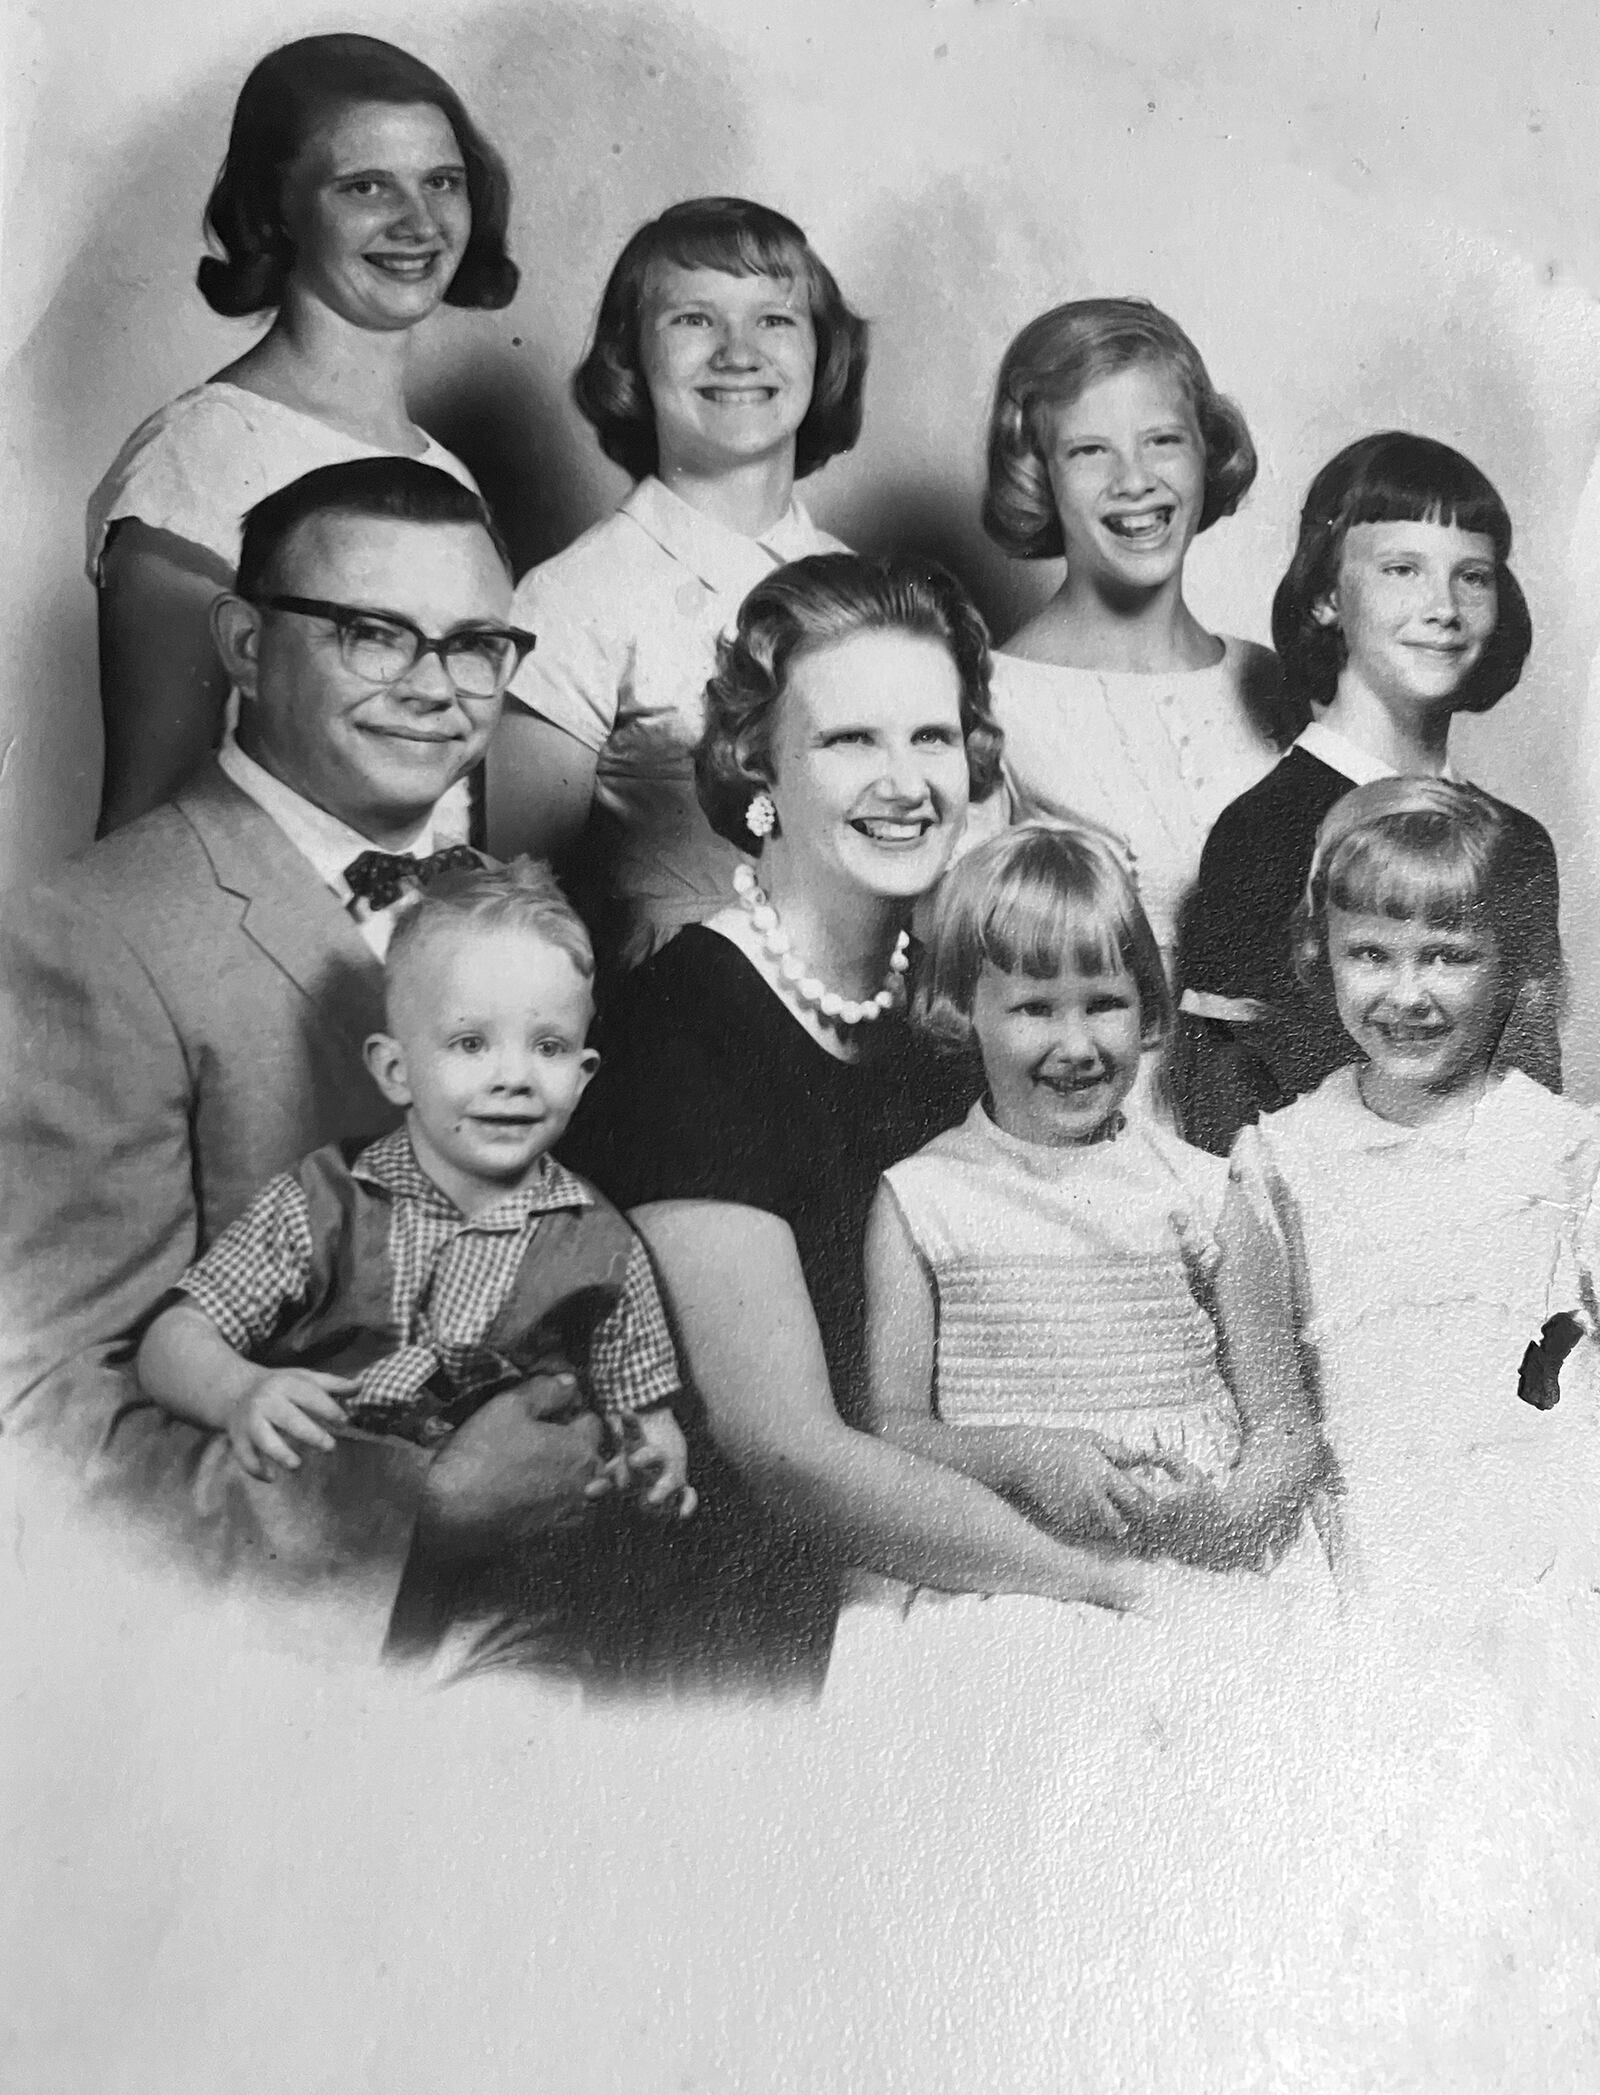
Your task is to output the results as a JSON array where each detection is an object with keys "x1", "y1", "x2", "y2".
[
  {"x1": 1271, "y1": 431, "x2": 1532, "y2": 734},
  {"x1": 198, "y1": 35, "x2": 518, "y2": 319},
  {"x1": 1292, "y1": 776, "x2": 1563, "y2": 1024},
  {"x1": 385, "y1": 857, "x2": 594, "y2": 1028},
  {"x1": 982, "y1": 297, "x2": 1257, "y2": 560},
  {"x1": 236, "y1": 456, "x2": 510, "y2": 599},
  {"x1": 573, "y1": 196, "x2": 869, "y2": 483},
  {"x1": 916, "y1": 822, "x2": 1172, "y2": 1057},
  {"x1": 696, "y1": 552, "x2": 1003, "y2": 854}
]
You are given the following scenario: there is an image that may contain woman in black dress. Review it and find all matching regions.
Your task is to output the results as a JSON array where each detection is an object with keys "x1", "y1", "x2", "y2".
[{"x1": 563, "y1": 552, "x2": 1136, "y2": 1690}]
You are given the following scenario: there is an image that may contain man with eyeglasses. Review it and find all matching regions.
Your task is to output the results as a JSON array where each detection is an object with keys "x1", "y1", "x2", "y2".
[{"x1": 0, "y1": 457, "x2": 614, "y2": 1650}]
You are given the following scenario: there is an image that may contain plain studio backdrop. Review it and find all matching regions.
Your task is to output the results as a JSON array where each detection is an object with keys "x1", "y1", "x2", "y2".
[{"x1": 3, "y1": 3, "x2": 1600, "y2": 2091}]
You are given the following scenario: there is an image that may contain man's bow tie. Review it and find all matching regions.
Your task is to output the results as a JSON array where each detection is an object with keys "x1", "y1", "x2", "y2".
[{"x1": 343, "y1": 845, "x2": 483, "y2": 912}]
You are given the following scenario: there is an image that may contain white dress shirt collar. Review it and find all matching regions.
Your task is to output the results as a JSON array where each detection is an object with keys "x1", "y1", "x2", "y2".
[
  {"x1": 621, "y1": 475, "x2": 824, "y2": 598},
  {"x1": 1295, "y1": 719, "x2": 1459, "y2": 786},
  {"x1": 217, "y1": 729, "x2": 437, "y2": 955}
]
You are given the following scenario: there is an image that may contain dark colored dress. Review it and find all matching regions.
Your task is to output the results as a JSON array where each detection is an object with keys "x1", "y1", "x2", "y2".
[
  {"x1": 560, "y1": 926, "x2": 981, "y2": 1691},
  {"x1": 1172, "y1": 745, "x2": 1563, "y2": 1156}
]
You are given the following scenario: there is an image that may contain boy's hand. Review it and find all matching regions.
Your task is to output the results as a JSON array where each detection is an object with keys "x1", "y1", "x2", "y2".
[
  {"x1": 589, "y1": 1409, "x2": 697, "y2": 1520},
  {"x1": 224, "y1": 1369, "x2": 355, "y2": 1480}
]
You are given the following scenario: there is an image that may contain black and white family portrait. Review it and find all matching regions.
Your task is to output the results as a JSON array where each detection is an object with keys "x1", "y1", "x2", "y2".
[{"x1": 3, "y1": 2, "x2": 1598, "y2": 2088}]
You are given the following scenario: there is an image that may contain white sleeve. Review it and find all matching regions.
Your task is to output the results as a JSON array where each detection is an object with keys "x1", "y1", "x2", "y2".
[
  {"x1": 85, "y1": 391, "x2": 283, "y2": 582},
  {"x1": 503, "y1": 554, "x2": 622, "y2": 753}
]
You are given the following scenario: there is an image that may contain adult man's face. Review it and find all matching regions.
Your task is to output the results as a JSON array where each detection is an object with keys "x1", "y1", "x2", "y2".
[{"x1": 220, "y1": 512, "x2": 514, "y2": 844}]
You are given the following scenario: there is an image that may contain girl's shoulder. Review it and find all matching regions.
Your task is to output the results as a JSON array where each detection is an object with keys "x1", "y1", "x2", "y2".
[
  {"x1": 1486, "y1": 1071, "x2": 1600, "y2": 1170},
  {"x1": 87, "y1": 383, "x2": 278, "y2": 577},
  {"x1": 884, "y1": 1101, "x2": 993, "y2": 1186},
  {"x1": 1138, "y1": 1115, "x2": 1230, "y2": 1195},
  {"x1": 1248, "y1": 1067, "x2": 1369, "y2": 1161}
]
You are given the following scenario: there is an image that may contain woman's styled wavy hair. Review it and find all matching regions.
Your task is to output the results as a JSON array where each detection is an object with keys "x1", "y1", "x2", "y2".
[
  {"x1": 916, "y1": 823, "x2": 1172, "y2": 1056},
  {"x1": 1292, "y1": 776, "x2": 1562, "y2": 1034},
  {"x1": 982, "y1": 297, "x2": 1257, "y2": 560},
  {"x1": 1271, "y1": 431, "x2": 1532, "y2": 735},
  {"x1": 695, "y1": 552, "x2": 1003, "y2": 854},
  {"x1": 573, "y1": 197, "x2": 869, "y2": 483},
  {"x1": 198, "y1": 35, "x2": 518, "y2": 319}
]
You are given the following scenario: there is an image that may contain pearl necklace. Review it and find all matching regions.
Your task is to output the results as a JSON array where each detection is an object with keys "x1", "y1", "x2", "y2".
[{"x1": 733, "y1": 863, "x2": 910, "y2": 1025}]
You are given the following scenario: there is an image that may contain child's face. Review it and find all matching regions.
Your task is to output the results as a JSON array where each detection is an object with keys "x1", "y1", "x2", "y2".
[
  {"x1": 1042, "y1": 360, "x2": 1206, "y2": 599},
  {"x1": 1327, "y1": 905, "x2": 1504, "y2": 1115},
  {"x1": 970, "y1": 956, "x2": 1145, "y2": 1146},
  {"x1": 1317, "y1": 519, "x2": 1498, "y2": 724},
  {"x1": 366, "y1": 928, "x2": 599, "y2": 1208},
  {"x1": 638, "y1": 260, "x2": 817, "y2": 479}
]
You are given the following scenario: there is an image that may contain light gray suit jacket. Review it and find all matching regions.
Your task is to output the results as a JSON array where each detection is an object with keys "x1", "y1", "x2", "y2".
[{"x1": 0, "y1": 761, "x2": 428, "y2": 1605}]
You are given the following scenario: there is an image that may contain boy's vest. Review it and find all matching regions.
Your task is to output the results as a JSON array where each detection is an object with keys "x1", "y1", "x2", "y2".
[{"x1": 259, "y1": 1143, "x2": 639, "y2": 1443}]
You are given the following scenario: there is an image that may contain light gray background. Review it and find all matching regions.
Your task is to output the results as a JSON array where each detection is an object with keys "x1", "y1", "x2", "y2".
[{"x1": 3, "y1": 3, "x2": 1599, "y2": 2088}]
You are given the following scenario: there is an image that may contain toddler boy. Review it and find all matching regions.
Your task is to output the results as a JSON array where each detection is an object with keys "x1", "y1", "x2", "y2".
[{"x1": 137, "y1": 860, "x2": 693, "y2": 1515}]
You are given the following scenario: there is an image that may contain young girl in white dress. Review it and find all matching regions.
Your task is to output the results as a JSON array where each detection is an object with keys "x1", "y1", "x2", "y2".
[
  {"x1": 1232, "y1": 776, "x2": 1595, "y2": 1638},
  {"x1": 825, "y1": 811, "x2": 1592, "y2": 2064},
  {"x1": 827, "y1": 822, "x2": 1327, "y2": 1707}
]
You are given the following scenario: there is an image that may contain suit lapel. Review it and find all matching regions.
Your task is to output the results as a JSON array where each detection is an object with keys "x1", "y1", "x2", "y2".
[{"x1": 176, "y1": 762, "x2": 386, "y2": 1064}]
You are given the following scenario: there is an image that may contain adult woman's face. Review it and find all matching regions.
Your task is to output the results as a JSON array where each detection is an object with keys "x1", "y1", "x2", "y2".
[
  {"x1": 1042, "y1": 359, "x2": 1206, "y2": 599},
  {"x1": 279, "y1": 99, "x2": 471, "y2": 332},
  {"x1": 762, "y1": 629, "x2": 971, "y2": 908},
  {"x1": 639, "y1": 263, "x2": 817, "y2": 480}
]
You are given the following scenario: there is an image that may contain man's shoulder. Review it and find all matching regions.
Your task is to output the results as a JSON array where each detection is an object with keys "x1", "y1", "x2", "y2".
[
  {"x1": 4, "y1": 766, "x2": 300, "y2": 938},
  {"x1": 0, "y1": 799, "x2": 208, "y2": 947}
]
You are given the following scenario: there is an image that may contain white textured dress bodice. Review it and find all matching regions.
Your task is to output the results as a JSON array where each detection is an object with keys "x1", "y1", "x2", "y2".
[
  {"x1": 884, "y1": 1104, "x2": 1242, "y2": 1479},
  {"x1": 1238, "y1": 1069, "x2": 1600, "y2": 1606}
]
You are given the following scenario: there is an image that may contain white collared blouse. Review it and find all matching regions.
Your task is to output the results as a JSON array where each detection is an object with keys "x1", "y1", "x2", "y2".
[{"x1": 506, "y1": 476, "x2": 847, "y2": 951}]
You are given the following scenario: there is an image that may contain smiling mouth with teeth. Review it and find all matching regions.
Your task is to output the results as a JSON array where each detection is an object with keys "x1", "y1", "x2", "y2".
[
  {"x1": 1037, "y1": 1069, "x2": 1108, "y2": 1093},
  {"x1": 1103, "y1": 509, "x2": 1175, "y2": 542},
  {"x1": 852, "y1": 817, "x2": 932, "y2": 843}
]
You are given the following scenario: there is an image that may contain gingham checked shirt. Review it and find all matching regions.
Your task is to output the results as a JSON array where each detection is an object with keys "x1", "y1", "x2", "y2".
[{"x1": 179, "y1": 1129, "x2": 680, "y2": 1425}]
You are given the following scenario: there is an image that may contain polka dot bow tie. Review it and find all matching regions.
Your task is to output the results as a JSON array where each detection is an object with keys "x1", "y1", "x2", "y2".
[{"x1": 343, "y1": 844, "x2": 483, "y2": 912}]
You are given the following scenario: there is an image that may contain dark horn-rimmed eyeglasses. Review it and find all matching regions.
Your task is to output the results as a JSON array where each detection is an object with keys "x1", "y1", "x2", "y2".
[{"x1": 251, "y1": 596, "x2": 536, "y2": 699}]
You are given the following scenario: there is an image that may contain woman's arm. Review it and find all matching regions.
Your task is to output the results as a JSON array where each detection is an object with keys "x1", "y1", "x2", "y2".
[
  {"x1": 484, "y1": 709, "x2": 599, "y2": 864},
  {"x1": 862, "y1": 1184, "x2": 1156, "y2": 1545},
  {"x1": 629, "y1": 1197, "x2": 1137, "y2": 1609},
  {"x1": 96, "y1": 522, "x2": 234, "y2": 833}
]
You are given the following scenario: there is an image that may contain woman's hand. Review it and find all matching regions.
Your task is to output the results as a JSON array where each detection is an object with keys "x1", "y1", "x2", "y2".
[{"x1": 222, "y1": 1367, "x2": 354, "y2": 1480}]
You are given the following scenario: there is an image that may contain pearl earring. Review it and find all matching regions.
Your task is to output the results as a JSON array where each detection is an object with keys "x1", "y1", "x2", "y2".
[{"x1": 745, "y1": 790, "x2": 778, "y2": 840}]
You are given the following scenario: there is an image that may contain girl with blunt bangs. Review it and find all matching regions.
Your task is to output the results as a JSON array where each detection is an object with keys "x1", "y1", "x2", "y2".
[
  {"x1": 487, "y1": 198, "x2": 871, "y2": 974},
  {"x1": 1231, "y1": 773, "x2": 1595, "y2": 1628},
  {"x1": 1176, "y1": 431, "x2": 1557, "y2": 1155},
  {"x1": 980, "y1": 297, "x2": 1288, "y2": 1011},
  {"x1": 88, "y1": 34, "x2": 517, "y2": 836}
]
